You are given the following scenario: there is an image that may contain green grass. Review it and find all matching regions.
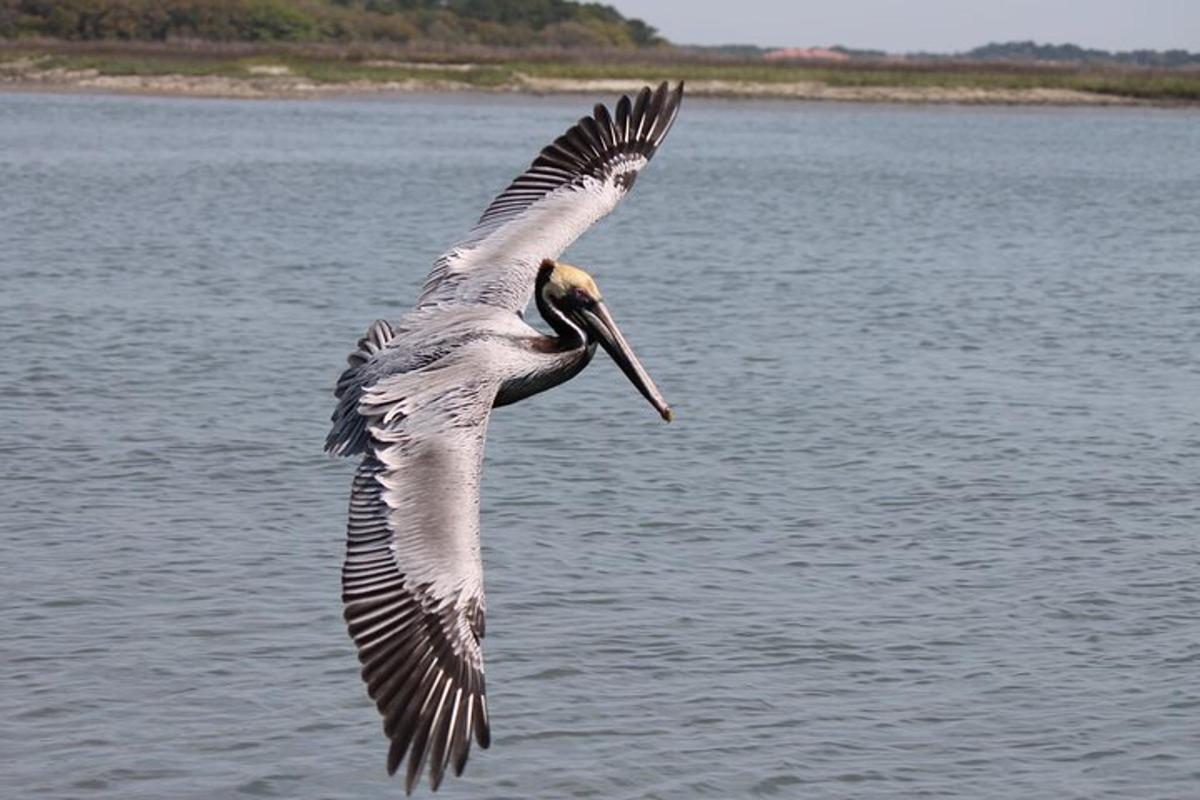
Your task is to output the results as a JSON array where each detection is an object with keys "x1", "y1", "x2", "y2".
[
  {"x1": 5, "y1": 44, "x2": 1199, "y2": 102},
  {"x1": 10, "y1": 50, "x2": 517, "y2": 87},
  {"x1": 509, "y1": 59, "x2": 1200, "y2": 101},
  {"x1": 282, "y1": 58, "x2": 513, "y2": 86},
  {"x1": 39, "y1": 54, "x2": 251, "y2": 78},
  {"x1": 1064, "y1": 72, "x2": 1200, "y2": 102}
]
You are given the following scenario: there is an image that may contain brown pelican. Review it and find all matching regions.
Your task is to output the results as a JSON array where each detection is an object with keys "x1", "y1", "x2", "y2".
[{"x1": 326, "y1": 82, "x2": 683, "y2": 793}]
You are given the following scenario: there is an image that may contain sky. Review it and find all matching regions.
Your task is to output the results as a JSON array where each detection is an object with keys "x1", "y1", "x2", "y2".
[{"x1": 609, "y1": 0, "x2": 1199, "y2": 53}]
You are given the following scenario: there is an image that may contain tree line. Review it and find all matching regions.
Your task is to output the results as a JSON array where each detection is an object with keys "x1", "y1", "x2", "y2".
[
  {"x1": 0, "y1": 0, "x2": 665, "y2": 48},
  {"x1": 964, "y1": 41, "x2": 1200, "y2": 69}
]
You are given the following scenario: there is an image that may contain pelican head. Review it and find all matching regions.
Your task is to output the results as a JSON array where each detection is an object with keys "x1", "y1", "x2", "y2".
[{"x1": 537, "y1": 259, "x2": 672, "y2": 422}]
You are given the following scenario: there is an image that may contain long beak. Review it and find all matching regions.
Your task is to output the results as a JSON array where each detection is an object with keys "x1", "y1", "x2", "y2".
[{"x1": 579, "y1": 302, "x2": 672, "y2": 422}]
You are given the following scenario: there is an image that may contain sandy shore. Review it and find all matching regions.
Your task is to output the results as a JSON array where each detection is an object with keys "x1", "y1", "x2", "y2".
[
  {"x1": 0, "y1": 58, "x2": 1150, "y2": 105},
  {"x1": 518, "y1": 76, "x2": 1144, "y2": 106}
]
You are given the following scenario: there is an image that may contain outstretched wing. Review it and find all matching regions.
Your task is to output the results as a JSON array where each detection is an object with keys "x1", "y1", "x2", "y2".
[
  {"x1": 418, "y1": 81, "x2": 684, "y2": 314},
  {"x1": 342, "y1": 362, "x2": 498, "y2": 793}
]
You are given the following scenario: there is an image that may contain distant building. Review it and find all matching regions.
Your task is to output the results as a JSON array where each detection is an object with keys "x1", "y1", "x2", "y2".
[{"x1": 763, "y1": 47, "x2": 851, "y2": 62}]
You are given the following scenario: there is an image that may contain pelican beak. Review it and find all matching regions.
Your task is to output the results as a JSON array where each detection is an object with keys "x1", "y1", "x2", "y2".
[{"x1": 579, "y1": 301, "x2": 672, "y2": 422}]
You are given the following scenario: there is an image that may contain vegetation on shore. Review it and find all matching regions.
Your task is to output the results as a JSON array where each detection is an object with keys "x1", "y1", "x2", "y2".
[
  {"x1": 503, "y1": 58, "x2": 1200, "y2": 102},
  {"x1": 696, "y1": 40, "x2": 1200, "y2": 69},
  {"x1": 3, "y1": 40, "x2": 1199, "y2": 103},
  {"x1": 1, "y1": 1, "x2": 1198, "y2": 104},
  {"x1": 958, "y1": 40, "x2": 1200, "y2": 69},
  {"x1": 0, "y1": 0, "x2": 662, "y2": 49}
]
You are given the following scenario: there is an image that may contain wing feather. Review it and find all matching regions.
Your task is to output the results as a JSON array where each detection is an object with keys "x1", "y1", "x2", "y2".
[
  {"x1": 418, "y1": 81, "x2": 684, "y2": 313},
  {"x1": 341, "y1": 367, "x2": 497, "y2": 794}
]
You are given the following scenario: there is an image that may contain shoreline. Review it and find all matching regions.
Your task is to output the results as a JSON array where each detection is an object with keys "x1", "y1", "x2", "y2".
[
  {"x1": 2, "y1": 51, "x2": 1196, "y2": 107},
  {"x1": 0, "y1": 70, "x2": 1158, "y2": 107}
]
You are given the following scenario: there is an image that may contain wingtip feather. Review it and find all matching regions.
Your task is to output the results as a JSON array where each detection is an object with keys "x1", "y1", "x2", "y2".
[{"x1": 420, "y1": 78, "x2": 685, "y2": 309}]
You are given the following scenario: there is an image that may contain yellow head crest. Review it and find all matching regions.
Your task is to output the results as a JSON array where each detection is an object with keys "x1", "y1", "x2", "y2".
[{"x1": 541, "y1": 260, "x2": 601, "y2": 302}]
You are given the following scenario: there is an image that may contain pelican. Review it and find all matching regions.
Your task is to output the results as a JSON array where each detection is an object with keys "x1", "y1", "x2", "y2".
[{"x1": 326, "y1": 82, "x2": 684, "y2": 792}]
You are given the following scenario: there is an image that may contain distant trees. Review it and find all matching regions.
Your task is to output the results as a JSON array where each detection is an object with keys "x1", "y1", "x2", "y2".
[
  {"x1": 966, "y1": 41, "x2": 1200, "y2": 68},
  {"x1": 0, "y1": 0, "x2": 665, "y2": 46},
  {"x1": 2, "y1": 0, "x2": 321, "y2": 40}
]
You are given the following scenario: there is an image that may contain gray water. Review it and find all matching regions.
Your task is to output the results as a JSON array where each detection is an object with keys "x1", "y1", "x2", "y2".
[{"x1": 2, "y1": 90, "x2": 1198, "y2": 799}]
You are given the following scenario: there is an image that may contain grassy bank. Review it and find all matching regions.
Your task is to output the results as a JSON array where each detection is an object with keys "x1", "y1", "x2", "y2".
[
  {"x1": 512, "y1": 59, "x2": 1200, "y2": 103},
  {"x1": 3, "y1": 41, "x2": 1199, "y2": 104}
]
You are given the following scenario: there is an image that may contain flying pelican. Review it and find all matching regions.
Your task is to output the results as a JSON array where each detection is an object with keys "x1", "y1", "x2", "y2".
[{"x1": 326, "y1": 81, "x2": 683, "y2": 793}]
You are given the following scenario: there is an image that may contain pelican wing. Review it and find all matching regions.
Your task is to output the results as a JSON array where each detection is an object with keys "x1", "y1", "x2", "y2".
[
  {"x1": 418, "y1": 81, "x2": 684, "y2": 313},
  {"x1": 342, "y1": 360, "x2": 499, "y2": 793}
]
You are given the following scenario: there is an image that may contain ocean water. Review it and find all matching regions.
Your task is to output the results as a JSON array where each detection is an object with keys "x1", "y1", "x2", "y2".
[{"x1": 1, "y1": 90, "x2": 1198, "y2": 799}]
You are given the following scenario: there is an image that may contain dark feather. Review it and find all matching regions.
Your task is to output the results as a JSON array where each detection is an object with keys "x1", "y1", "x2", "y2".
[
  {"x1": 630, "y1": 85, "x2": 652, "y2": 136},
  {"x1": 592, "y1": 102, "x2": 616, "y2": 150},
  {"x1": 403, "y1": 675, "x2": 441, "y2": 794},
  {"x1": 342, "y1": 456, "x2": 490, "y2": 793},
  {"x1": 466, "y1": 81, "x2": 684, "y2": 237}
]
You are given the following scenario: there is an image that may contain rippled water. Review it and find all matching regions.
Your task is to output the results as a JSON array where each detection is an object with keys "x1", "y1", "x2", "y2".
[{"x1": 2, "y1": 91, "x2": 1199, "y2": 799}]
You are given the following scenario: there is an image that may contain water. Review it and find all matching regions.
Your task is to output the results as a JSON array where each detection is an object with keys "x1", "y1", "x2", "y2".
[{"x1": 2, "y1": 90, "x2": 1198, "y2": 799}]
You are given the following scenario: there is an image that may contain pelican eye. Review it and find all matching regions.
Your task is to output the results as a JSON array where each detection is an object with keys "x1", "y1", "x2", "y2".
[{"x1": 568, "y1": 288, "x2": 596, "y2": 308}]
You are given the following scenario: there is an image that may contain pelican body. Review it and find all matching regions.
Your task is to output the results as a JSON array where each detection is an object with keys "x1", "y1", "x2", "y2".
[{"x1": 327, "y1": 82, "x2": 683, "y2": 793}]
